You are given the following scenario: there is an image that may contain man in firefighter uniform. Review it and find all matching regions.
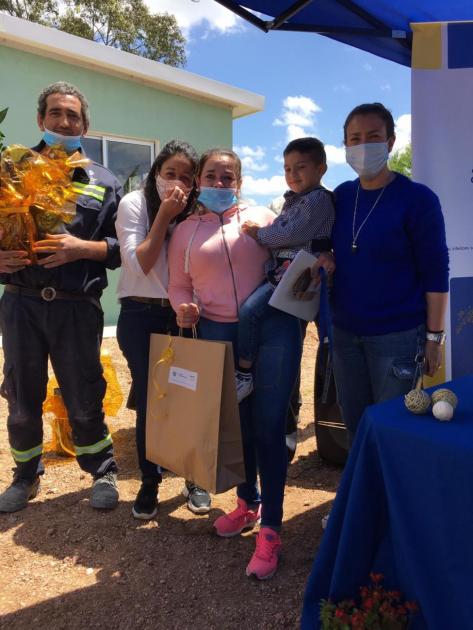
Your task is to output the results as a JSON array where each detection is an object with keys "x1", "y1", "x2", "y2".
[{"x1": 0, "y1": 82, "x2": 123, "y2": 512}]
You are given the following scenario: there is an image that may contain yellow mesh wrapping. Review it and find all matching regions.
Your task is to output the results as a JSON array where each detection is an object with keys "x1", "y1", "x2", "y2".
[
  {"x1": 44, "y1": 350, "x2": 123, "y2": 457},
  {"x1": 0, "y1": 144, "x2": 89, "y2": 257}
]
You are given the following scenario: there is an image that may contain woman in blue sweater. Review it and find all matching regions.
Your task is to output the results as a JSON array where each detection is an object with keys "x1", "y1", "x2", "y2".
[{"x1": 315, "y1": 102, "x2": 449, "y2": 440}]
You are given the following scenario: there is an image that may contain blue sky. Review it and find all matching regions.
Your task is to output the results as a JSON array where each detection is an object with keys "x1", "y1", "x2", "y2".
[{"x1": 150, "y1": 1, "x2": 411, "y2": 205}]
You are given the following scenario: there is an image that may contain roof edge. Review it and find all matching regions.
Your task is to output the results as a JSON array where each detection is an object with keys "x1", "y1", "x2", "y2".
[{"x1": 0, "y1": 13, "x2": 264, "y2": 118}]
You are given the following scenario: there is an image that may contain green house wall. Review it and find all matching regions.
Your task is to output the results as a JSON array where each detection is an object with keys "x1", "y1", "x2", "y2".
[{"x1": 0, "y1": 45, "x2": 233, "y2": 325}]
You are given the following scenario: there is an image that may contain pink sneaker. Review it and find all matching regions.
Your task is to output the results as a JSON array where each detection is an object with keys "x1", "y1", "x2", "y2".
[
  {"x1": 246, "y1": 527, "x2": 282, "y2": 580},
  {"x1": 214, "y1": 498, "x2": 261, "y2": 537}
]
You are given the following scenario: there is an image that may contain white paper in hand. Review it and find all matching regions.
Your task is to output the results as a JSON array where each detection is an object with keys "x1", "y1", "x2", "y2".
[{"x1": 268, "y1": 250, "x2": 320, "y2": 322}]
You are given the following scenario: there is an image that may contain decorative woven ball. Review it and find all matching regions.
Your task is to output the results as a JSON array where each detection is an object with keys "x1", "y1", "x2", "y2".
[
  {"x1": 431, "y1": 388, "x2": 458, "y2": 410},
  {"x1": 404, "y1": 388, "x2": 431, "y2": 414},
  {"x1": 432, "y1": 400, "x2": 454, "y2": 421}
]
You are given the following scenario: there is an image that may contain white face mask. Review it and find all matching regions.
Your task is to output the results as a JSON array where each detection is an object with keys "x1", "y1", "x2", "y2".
[
  {"x1": 345, "y1": 142, "x2": 389, "y2": 179},
  {"x1": 155, "y1": 174, "x2": 190, "y2": 200}
]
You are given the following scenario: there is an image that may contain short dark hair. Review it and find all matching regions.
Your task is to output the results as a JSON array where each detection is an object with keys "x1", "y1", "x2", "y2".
[
  {"x1": 37, "y1": 82, "x2": 90, "y2": 127},
  {"x1": 143, "y1": 139, "x2": 199, "y2": 226},
  {"x1": 283, "y1": 137, "x2": 326, "y2": 165},
  {"x1": 197, "y1": 148, "x2": 242, "y2": 181},
  {"x1": 343, "y1": 102, "x2": 395, "y2": 142}
]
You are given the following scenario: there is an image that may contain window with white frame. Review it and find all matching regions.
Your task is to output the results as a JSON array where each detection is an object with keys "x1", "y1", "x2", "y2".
[{"x1": 82, "y1": 135, "x2": 155, "y2": 194}]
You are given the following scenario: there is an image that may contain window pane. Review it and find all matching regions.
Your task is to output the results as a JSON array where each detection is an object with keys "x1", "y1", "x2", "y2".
[
  {"x1": 82, "y1": 137, "x2": 103, "y2": 164},
  {"x1": 107, "y1": 141, "x2": 152, "y2": 193}
]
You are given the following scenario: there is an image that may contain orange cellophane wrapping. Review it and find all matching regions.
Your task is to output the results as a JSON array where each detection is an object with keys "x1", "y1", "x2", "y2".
[
  {"x1": 0, "y1": 144, "x2": 90, "y2": 253},
  {"x1": 44, "y1": 351, "x2": 123, "y2": 457}
]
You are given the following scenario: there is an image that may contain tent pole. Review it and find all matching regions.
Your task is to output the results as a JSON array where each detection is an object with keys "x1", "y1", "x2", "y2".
[{"x1": 268, "y1": 0, "x2": 314, "y2": 30}]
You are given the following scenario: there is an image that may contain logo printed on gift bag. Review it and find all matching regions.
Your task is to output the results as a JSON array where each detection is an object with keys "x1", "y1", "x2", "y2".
[{"x1": 168, "y1": 366, "x2": 198, "y2": 391}]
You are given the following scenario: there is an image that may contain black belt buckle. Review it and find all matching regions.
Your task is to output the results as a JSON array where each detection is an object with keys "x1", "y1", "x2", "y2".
[{"x1": 41, "y1": 286, "x2": 57, "y2": 301}]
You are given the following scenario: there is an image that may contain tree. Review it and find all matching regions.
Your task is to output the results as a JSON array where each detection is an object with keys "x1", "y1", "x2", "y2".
[
  {"x1": 0, "y1": 0, "x2": 186, "y2": 67},
  {"x1": 0, "y1": 0, "x2": 57, "y2": 24},
  {"x1": 389, "y1": 143, "x2": 412, "y2": 178},
  {"x1": 58, "y1": 0, "x2": 186, "y2": 67}
]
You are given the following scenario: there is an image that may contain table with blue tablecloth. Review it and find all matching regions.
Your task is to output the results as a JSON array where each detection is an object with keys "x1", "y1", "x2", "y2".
[{"x1": 301, "y1": 375, "x2": 473, "y2": 630}]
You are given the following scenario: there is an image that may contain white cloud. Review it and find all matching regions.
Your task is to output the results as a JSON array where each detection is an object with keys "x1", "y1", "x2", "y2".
[
  {"x1": 273, "y1": 95, "x2": 322, "y2": 142},
  {"x1": 145, "y1": 0, "x2": 242, "y2": 36},
  {"x1": 284, "y1": 96, "x2": 321, "y2": 114},
  {"x1": 363, "y1": 63, "x2": 373, "y2": 71},
  {"x1": 333, "y1": 84, "x2": 350, "y2": 93},
  {"x1": 394, "y1": 113, "x2": 411, "y2": 151},
  {"x1": 242, "y1": 174, "x2": 287, "y2": 197},
  {"x1": 234, "y1": 145, "x2": 268, "y2": 172},
  {"x1": 380, "y1": 82, "x2": 392, "y2": 91},
  {"x1": 286, "y1": 125, "x2": 307, "y2": 141},
  {"x1": 235, "y1": 145, "x2": 265, "y2": 159},
  {"x1": 241, "y1": 157, "x2": 268, "y2": 172},
  {"x1": 325, "y1": 144, "x2": 346, "y2": 165}
]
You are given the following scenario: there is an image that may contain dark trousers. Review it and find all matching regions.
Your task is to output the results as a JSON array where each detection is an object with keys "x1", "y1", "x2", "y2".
[
  {"x1": 0, "y1": 292, "x2": 116, "y2": 481},
  {"x1": 116, "y1": 298, "x2": 178, "y2": 482}
]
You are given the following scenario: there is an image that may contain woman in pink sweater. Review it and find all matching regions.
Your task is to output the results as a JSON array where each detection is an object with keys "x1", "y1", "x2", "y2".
[{"x1": 168, "y1": 149, "x2": 303, "y2": 580}]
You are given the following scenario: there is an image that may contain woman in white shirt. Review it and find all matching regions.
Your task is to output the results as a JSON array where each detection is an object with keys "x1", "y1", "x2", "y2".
[{"x1": 116, "y1": 140, "x2": 206, "y2": 520}]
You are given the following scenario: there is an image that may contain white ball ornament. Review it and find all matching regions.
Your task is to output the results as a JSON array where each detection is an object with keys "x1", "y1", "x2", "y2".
[
  {"x1": 432, "y1": 400, "x2": 454, "y2": 421},
  {"x1": 431, "y1": 388, "x2": 458, "y2": 409}
]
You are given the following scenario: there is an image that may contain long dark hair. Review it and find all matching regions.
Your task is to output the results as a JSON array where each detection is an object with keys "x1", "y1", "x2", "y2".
[{"x1": 143, "y1": 139, "x2": 199, "y2": 227}]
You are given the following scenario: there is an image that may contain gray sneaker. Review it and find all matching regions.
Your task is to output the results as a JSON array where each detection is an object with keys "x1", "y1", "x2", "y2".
[
  {"x1": 182, "y1": 482, "x2": 211, "y2": 514},
  {"x1": 90, "y1": 471, "x2": 118, "y2": 509},
  {"x1": 0, "y1": 476, "x2": 40, "y2": 513}
]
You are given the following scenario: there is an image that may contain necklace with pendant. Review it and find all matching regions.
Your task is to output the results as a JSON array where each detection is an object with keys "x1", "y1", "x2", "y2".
[{"x1": 351, "y1": 182, "x2": 387, "y2": 254}]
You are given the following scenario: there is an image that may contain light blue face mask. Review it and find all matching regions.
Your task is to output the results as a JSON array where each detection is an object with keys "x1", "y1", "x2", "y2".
[
  {"x1": 345, "y1": 142, "x2": 389, "y2": 179},
  {"x1": 43, "y1": 127, "x2": 82, "y2": 152},
  {"x1": 198, "y1": 186, "x2": 237, "y2": 214}
]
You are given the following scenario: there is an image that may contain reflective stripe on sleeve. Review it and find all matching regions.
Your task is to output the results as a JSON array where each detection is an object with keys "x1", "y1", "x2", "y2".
[{"x1": 72, "y1": 182, "x2": 106, "y2": 202}]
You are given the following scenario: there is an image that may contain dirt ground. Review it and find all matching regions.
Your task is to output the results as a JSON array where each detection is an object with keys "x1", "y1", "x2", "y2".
[{"x1": 0, "y1": 324, "x2": 342, "y2": 629}]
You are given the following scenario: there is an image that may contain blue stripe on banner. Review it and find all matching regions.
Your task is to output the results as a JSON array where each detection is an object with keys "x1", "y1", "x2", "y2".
[{"x1": 448, "y1": 23, "x2": 473, "y2": 69}]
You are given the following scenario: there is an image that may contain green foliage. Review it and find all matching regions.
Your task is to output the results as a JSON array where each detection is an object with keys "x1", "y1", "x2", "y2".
[
  {"x1": 389, "y1": 144, "x2": 412, "y2": 178},
  {"x1": 0, "y1": 107, "x2": 8, "y2": 153},
  {"x1": 0, "y1": 0, "x2": 57, "y2": 24},
  {"x1": 57, "y1": 0, "x2": 186, "y2": 66},
  {"x1": 0, "y1": 0, "x2": 186, "y2": 66}
]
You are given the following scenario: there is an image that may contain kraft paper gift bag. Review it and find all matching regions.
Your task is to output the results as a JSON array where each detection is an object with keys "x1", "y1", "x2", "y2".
[{"x1": 145, "y1": 333, "x2": 244, "y2": 494}]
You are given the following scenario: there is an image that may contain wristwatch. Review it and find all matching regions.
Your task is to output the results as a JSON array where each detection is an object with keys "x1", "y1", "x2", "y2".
[{"x1": 426, "y1": 330, "x2": 446, "y2": 345}]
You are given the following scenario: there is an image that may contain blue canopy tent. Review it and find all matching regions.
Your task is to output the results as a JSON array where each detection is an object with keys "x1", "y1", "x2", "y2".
[{"x1": 214, "y1": 1, "x2": 473, "y2": 66}]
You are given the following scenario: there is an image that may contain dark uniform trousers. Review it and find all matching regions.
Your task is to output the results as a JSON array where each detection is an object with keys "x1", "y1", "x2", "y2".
[{"x1": 0, "y1": 291, "x2": 116, "y2": 481}]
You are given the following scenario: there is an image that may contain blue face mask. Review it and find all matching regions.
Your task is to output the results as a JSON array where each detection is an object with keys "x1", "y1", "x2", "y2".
[
  {"x1": 198, "y1": 187, "x2": 237, "y2": 214},
  {"x1": 43, "y1": 127, "x2": 82, "y2": 152}
]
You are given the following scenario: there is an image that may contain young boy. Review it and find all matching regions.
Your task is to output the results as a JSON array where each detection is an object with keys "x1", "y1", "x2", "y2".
[{"x1": 236, "y1": 137, "x2": 335, "y2": 402}]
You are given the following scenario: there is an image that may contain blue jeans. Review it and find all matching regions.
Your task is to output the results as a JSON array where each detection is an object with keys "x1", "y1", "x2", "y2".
[
  {"x1": 117, "y1": 298, "x2": 178, "y2": 481},
  {"x1": 332, "y1": 324, "x2": 425, "y2": 440},
  {"x1": 198, "y1": 312, "x2": 302, "y2": 530},
  {"x1": 238, "y1": 282, "x2": 274, "y2": 363}
]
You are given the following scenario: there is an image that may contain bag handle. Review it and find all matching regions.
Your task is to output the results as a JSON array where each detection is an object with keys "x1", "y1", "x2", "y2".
[
  {"x1": 152, "y1": 326, "x2": 198, "y2": 398},
  {"x1": 178, "y1": 325, "x2": 197, "y2": 339}
]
